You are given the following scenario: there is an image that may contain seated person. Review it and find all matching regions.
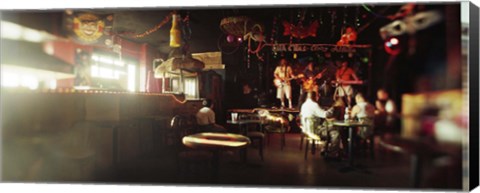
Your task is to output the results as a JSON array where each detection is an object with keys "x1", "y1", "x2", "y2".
[
  {"x1": 241, "y1": 83, "x2": 258, "y2": 109},
  {"x1": 375, "y1": 89, "x2": 396, "y2": 115},
  {"x1": 196, "y1": 99, "x2": 227, "y2": 133},
  {"x1": 350, "y1": 93, "x2": 375, "y2": 139},
  {"x1": 300, "y1": 92, "x2": 340, "y2": 156},
  {"x1": 374, "y1": 88, "x2": 399, "y2": 134}
]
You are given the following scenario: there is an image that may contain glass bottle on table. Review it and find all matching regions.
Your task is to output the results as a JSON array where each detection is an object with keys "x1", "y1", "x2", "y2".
[{"x1": 344, "y1": 107, "x2": 350, "y2": 121}]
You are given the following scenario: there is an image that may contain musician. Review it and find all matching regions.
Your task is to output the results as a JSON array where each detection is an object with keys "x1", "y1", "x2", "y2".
[
  {"x1": 274, "y1": 58, "x2": 296, "y2": 109},
  {"x1": 298, "y1": 61, "x2": 323, "y2": 107},
  {"x1": 334, "y1": 60, "x2": 359, "y2": 107}
]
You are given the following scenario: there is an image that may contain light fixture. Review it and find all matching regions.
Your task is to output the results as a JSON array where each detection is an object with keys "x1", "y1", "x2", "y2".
[{"x1": 170, "y1": 14, "x2": 182, "y2": 48}]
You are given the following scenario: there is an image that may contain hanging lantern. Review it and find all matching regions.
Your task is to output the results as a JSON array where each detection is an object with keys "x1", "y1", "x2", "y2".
[
  {"x1": 170, "y1": 14, "x2": 182, "y2": 47},
  {"x1": 220, "y1": 16, "x2": 252, "y2": 37}
]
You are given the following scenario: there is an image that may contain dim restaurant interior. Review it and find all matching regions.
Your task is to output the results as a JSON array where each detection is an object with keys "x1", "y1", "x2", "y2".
[{"x1": 0, "y1": 1, "x2": 479, "y2": 192}]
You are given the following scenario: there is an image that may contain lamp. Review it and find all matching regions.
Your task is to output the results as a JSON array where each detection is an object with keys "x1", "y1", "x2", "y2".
[{"x1": 170, "y1": 14, "x2": 182, "y2": 47}]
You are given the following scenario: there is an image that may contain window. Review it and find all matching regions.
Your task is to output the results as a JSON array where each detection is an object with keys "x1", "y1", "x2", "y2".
[{"x1": 89, "y1": 53, "x2": 138, "y2": 92}]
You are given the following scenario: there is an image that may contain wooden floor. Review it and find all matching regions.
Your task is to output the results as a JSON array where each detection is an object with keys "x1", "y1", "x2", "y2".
[{"x1": 93, "y1": 133, "x2": 451, "y2": 190}]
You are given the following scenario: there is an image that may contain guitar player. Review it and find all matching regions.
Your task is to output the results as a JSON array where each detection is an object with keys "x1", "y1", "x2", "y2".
[
  {"x1": 273, "y1": 58, "x2": 296, "y2": 109},
  {"x1": 334, "y1": 60, "x2": 360, "y2": 107},
  {"x1": 298, "y1": 60, "x2": 326, "y2": 107}
]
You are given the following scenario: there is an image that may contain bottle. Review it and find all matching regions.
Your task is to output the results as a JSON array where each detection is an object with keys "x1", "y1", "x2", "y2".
[
  {"x1": 344, "y1": 107, "x2": 350, "y2": 121},
  {"x1": 170, "y1": 14, "x2": 181, "y2": 48}
]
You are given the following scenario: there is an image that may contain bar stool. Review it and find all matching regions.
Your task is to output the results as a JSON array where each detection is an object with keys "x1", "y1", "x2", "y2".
[{"x1": 172, "y1": 115, "x2": 213, "y2": 177}]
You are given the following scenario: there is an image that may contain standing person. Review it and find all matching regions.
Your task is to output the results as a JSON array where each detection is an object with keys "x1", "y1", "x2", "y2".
[
  {"x1": 334, "y1": 60, "x2": 360, "y2": 107},
  {"x1": 196, "y1": 98, "x2": 227, "y2": 133},
  {"x1": 273, "y1": 58, "x2": 296, "y2": 109}
]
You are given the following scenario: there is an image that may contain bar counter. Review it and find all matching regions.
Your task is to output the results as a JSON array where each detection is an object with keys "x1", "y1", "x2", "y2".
[{"x1": 1, "y1": 89, "x2": 203, "y2": 181}]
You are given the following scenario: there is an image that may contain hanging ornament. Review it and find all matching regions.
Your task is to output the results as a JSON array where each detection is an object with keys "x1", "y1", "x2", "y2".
[{"x1": 226, "y1": 35, "x2": 235, "y2": 43}]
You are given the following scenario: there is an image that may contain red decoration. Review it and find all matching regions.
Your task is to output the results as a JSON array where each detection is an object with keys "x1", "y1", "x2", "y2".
[
  {"x1": 336, "y1": 27, "x2": 357, "y2": 46},
  {"x1": 282, "y1": 20, "x2": 319, "y2": 39}
]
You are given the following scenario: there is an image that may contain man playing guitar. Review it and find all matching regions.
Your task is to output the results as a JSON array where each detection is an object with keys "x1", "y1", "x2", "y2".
[
  {"x1": 334, "y1": 60, "x2": 361, "y2": 107},
  {"x1": 273, "y1": 58, "x2": 297, "y2": 109},
  {"x1": 298, "y1": 61, "x2": 327, "y2": 105}
]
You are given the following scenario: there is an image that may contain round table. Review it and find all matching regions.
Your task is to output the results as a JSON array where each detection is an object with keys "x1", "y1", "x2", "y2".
[
  {"x1": 226, "y1": 120, "x2": 265, "y2": 135},
  {"x1": 333, "y1": 120, "x2": 371, "y2": 167},
  {"x1": 183, "y1": 132, "x2": 251, "y2": 180}
]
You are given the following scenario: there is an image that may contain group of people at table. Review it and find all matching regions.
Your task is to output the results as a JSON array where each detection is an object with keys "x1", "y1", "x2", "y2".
[{"x1": 194, "y1": 58, "x2": 398, "y2": 160}]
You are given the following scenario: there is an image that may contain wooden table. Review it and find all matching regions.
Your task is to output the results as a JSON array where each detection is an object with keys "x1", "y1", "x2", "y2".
[
  {"x1": 226, "y1": 119, "x2": 265, "y2": 135},
  {"x1": 182, "y1": 132, "x2": 251, "y2": 180},
  {"x1": 332, "y1": 120, "x2": 371, "y2": 168}
]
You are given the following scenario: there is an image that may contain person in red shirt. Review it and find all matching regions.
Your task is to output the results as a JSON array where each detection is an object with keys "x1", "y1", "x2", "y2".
[{"x1": 334, "y1": 61, "x2": 359, "y2": 107}]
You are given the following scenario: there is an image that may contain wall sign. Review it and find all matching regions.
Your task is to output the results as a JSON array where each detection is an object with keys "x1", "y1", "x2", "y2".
[
  {"x1": 64, "y1": 12, "x2": 113, "y2": 45},
  {"x1": 268, "y1": 43, "x2": 370, "y2": 53}
]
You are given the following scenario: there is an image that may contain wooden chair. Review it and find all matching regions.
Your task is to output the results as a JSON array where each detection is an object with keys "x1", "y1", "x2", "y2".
[
  {"x1": 300, "y1": 117, "x2": 330, "y2": 160},
  {"x1": 241, "y1": 114, "x2": 265, "y2": 161},
  {"x1": 263, "y1": 113, "x2": 289, "y2": 150},
  {"x1": 356, "y1": 117, "x2": 375, "y2": 159}
]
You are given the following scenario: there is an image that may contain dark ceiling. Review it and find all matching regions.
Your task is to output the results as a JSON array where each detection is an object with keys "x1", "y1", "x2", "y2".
[{"x1": 1, "y1": 4, "x2": 434, "y2": 55}]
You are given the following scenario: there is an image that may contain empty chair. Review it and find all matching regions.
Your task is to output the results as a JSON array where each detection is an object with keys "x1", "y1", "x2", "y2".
[
  {"x1": 242, "y1": 114, "x2": 265, "y2": 161},
  {"x1": 263, "y1": 113, "x2": 289, "y2": 150}
]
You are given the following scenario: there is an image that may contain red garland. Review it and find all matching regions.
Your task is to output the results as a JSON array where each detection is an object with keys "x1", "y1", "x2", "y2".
[
  {"x1": 282, "y1": 20, "x2": 319, "y2": 39},
  {"x1": 131, "y1": 12, "x2": 174, "y2": 38}
]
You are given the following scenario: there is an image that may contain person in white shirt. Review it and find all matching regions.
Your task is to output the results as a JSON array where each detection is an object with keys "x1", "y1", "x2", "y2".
[
  {"x1": 350, "y1": 93, "x2": 375, "y2": 139},
  {"x1": 300, "y1": 92, "x2": 330, "y2": 130},
  {"x1": 300, "y1": 92, "x2": 340, "y2": 157},
  {"x1": 273, "y1": 58, "x2": 296, "y2": 109},
  {"x1": 196, "y1": 99, "x2": 226, "y2": 133}
]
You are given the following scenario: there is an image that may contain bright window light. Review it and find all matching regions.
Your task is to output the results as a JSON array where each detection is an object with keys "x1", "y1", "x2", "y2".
[
  {"x1": 49, "y1": 79, "x2": 57, "y2": 89},
  {"x1": 91, "y1": 55, "x2": 99, "y2": 61},
  {"x1": 1, "y1": 20, "x2": 55, "y2": 42},
  {"x1": 127, "y1": 64, "x2": 136, "y2": 92},
  {"x1": 99, "y1": 56, "x2": 114, "y2": 64},
  {"x1": 99, "y1": 67, "x2": 113, "y2": 79},
  {"x1": 91, "y1": 65, "x2": 99, "y2": 77},
  {"x1": 113, "y1": 60, "x2": 125, "y2": 66},
  {"x1": 22, "y1": 28, "x2": 43, "y2": 43},
  {"x1": 1, "y1": 21, "x2": 22, "y2": 40},
  {"x1": 1, "y1": 72, "x2": 20, "y2": 87},
  {"x1": 21, "y1": 75, "x2": 38, "y2": 90},
  {"x1": 184, "y1": 78, "x2": 197, "y2": 99}
]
